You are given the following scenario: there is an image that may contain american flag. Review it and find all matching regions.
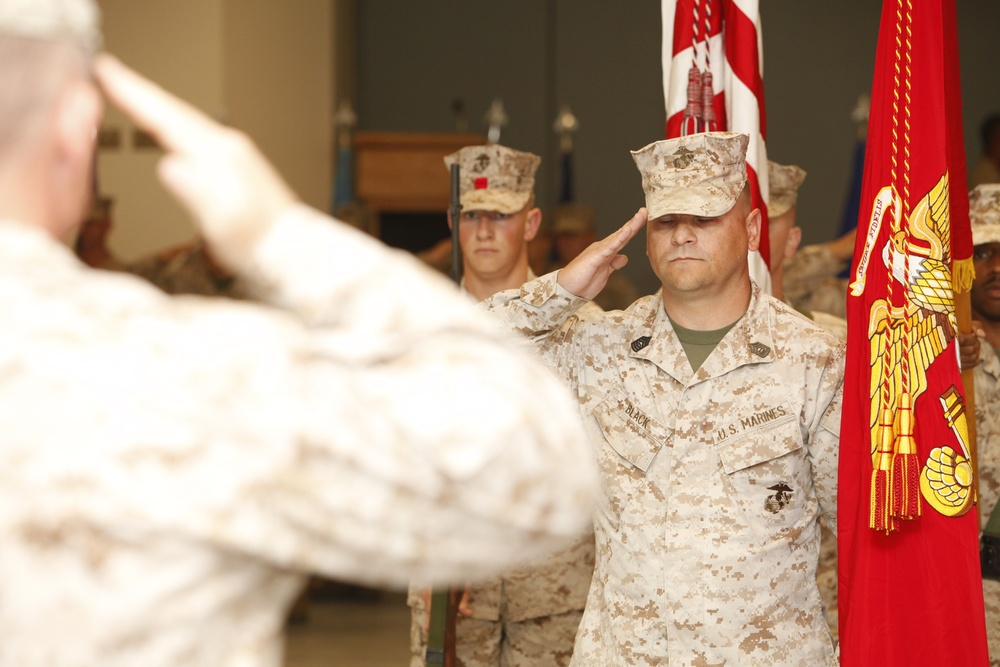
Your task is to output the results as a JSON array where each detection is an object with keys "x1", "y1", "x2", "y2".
[{"x1": 661, "y1": 0, "x2": 771, "y2": 292}]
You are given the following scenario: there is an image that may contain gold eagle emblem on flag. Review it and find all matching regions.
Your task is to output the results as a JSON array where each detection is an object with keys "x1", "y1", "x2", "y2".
[{"x1": 858, "y1": 173, "x2": 975, "y2": 531}]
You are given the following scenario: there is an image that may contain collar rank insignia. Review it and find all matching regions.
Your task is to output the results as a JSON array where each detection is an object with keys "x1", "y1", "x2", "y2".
[
  {"x1": 748, "y1": 341, "x2": 770, "y2": 358},
  {"x1": 764, "y1": 483, "x2": 793, "y2": 513},
  {"x1": 631, "y1": 335, "x2": 651, "y2": 352}
]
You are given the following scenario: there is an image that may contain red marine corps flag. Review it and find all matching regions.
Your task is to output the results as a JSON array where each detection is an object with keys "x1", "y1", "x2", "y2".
[
  {"x1": 661, "y1": 0, "x2": 770, "y2": 293},
  {"x1": 838, "y1": 0, "x2": 989, "y2": 664}
]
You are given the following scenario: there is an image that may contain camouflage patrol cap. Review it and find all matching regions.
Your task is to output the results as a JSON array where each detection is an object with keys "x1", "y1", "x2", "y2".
[
  {"x1": 767, "y1": 161, "x2": 807, "y2": 218},
  {"x1": 444, "y1": 144, "x2": 540, "y2": 215},
  {"x1": 630, "y1": 131, "x2": 748, "y2": 219},
  {"x1": 551, "y1": 203, "x2": 595, "y2": 235},
  {"x1": 970, "y1": 184, "x2": 1000, "y2": 246},
  {"x1": 0, "y1": 0, "x2": 101, "y2": 53}
]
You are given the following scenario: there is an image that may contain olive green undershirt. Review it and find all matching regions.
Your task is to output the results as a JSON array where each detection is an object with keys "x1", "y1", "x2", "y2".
[{"x1": 670, "y1": 318, "x2": 739, "y2": 372}]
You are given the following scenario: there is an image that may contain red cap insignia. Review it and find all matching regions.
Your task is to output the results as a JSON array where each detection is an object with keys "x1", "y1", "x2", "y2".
[{"x1": 474, "y1": 177, "x2": 488, "y2": 190}]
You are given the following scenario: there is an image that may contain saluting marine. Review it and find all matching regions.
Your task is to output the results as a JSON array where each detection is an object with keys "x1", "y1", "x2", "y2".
[{"x1": 486, "y1": 132, "x2": 843, "y2": 666}]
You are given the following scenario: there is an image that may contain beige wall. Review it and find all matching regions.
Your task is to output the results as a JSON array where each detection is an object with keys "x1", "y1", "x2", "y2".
[
  {"x1": 96, "y1": 0, "x2": 334, "y2": 262},
  {"x1": 223, "y1": 0, "x2": 333, "y2": 216}
]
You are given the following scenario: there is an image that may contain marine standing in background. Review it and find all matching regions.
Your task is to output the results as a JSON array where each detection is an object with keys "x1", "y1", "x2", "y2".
[
  {"x1": 408, "y1": 144, "x2": 595, "y2": 667},
  {"x1": 966, "y1": 184, "x2": 1000, "y2": 666}
]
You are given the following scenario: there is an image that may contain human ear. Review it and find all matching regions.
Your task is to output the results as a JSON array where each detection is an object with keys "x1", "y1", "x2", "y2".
[
  {"x1": 55, "y1": 79, "x2": 102, "y2": 169},
  {"x1": 51, "y1": 78, "x2": 102, "y2": 236},
  {"x1": 785, "y1": 225, "x2": 802, "y2": 260},
  {"x1": 745, "y1": 208, "x2": 762, "y2": 252},
  {"x1": 524, "y1": 207, "x2": 542, "y2": 242}
]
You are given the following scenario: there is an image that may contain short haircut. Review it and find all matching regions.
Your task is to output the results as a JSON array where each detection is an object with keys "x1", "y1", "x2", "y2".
[{"x1": 0, "y1": 35, "x2": 88, "y2": 157}]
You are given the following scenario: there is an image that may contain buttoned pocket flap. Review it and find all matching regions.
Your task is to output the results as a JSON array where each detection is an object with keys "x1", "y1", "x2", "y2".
[
  {"x1": 592, "y1": 391, "x2": 667, "y2": 473},
  {"x1": 717, "y1": 414, "x2": 802, "y2": 474}
]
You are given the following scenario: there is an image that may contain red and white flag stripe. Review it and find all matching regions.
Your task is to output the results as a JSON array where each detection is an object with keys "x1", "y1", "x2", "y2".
[{"x1": 661, "y1": 0, "x2": 771, "y2": 291}]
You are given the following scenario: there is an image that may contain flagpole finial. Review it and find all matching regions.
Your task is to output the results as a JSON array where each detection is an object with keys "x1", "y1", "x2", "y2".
[
  {"x1": 334, "y1": 100, "x2": 357, "y2": 150},
  {"x1": 553, "y1": 105, "x2": 579, "y2": 153},
  {"x1": 484, "y1": 99, "x2": 508, "y2": 145},
  {"x1": 851, "y1": 93, "x2": 870, "y2": 140}
]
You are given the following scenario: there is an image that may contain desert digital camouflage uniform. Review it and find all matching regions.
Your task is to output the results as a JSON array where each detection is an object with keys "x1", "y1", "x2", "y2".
[
  {"x1": 408, "y1": 531, "x2": 594, "y2": 667},
  {"x1": 801, "y1": 310, "x2": 844, "y2": 642},
  {"x1": 783, "y1": 244, "x2": 849, "y2": 320},
  {"x1": 975, "y1": 344, "x2": 1000, "y2": 667},
  {"x1": 407, "y1": 303, "x2": 600, "y2": 667},
  {"x1": 0, "y1": 205, "x2": 599, "y2": 667},
  {"x1": 779, "y1": 308, "x2": 843, "y2": 642},
  {"x1": 485, "y1": 275, "x2": 843, "y2": 666},
  {"x1": 969, "y1": 182, "x2": 1000, "y2": 665},
  {"x1": 408, "y1": 145, "x2": 596, "y2": 667},
  {"x1": 976, "y1": 318, "x2": 1000, "y2": 528},
  {"x1": 769, "y1": 161, "x2": 844, "y2": 640},
  {"x1": 451, "y1": 299, "x2": 601, "y2": 667},
  {"x1": 130, "y1": 240, "x2": 247, "y2": 298},
  {"x1": 974, "y1": 343, "x2": 1000, "y2": 667}
]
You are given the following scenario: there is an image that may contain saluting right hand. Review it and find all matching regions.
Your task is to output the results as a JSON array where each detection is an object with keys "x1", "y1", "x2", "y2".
[
  {"x1": 93, "y1": 54, "x2": 298, "y2": 276},
  {"x1": 556, "y1": 208, "x2": 647, "y2": 300}
]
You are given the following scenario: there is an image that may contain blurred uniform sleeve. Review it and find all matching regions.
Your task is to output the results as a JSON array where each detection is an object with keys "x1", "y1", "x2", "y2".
[
  {"x1": 211, "y1": 206, "x2": 600, "y2": 585},
  {"x1": 2, "y1": 206, "x2": 598, "y2": 590}
]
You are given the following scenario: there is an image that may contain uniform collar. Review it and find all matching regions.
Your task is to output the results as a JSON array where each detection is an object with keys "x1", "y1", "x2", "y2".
[
  {"x1": 627, "y1": 282, "x2": 776, "y2": 384},
  {"x1": 461, "y1": 266, "x2": 537, "y2": 294}
]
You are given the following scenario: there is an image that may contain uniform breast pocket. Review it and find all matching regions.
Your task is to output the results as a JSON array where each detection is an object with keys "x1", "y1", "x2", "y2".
[
  {"x1": 716, "y1": 415, "x2": 812, "y2": 546},
  {"x1": 591, "y1": 390, "x2": 667, "y2": 529}
]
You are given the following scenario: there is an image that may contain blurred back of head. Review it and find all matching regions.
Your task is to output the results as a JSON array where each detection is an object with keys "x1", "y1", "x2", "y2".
[{"x1": 0, "y1": 0, "x2": 100, "y2": 162}]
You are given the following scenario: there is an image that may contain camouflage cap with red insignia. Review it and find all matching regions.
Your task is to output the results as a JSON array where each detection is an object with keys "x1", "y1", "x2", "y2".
[
  {"x1": 444, "y1": 144, "x2": 540, "y2": 215},
  {"x1": 970, "y1": 183, "x2": 1000, "y2": 246}
]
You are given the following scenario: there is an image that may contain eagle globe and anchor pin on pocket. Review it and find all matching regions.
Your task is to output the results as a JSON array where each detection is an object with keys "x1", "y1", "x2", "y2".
[
  {"x1": 763, "y1": 482, "x2": 794, "y2": 514},
  {"x1": 715, "y1": 405, "x2": 808, "y2": 545}
]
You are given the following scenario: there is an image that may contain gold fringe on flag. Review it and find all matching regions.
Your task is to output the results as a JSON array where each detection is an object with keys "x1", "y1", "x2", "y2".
[{"x1": 953, "y1": 257, "x2": 974, "y2": 294}]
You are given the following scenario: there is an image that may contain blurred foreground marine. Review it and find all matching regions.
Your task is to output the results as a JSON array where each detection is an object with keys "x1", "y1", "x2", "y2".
[
  {"x1": 0, "y1": 2, "x2": 597, "y2": 666},
  {"x1": 486, "y1": 132, "x2": 843, "y2": 665}
]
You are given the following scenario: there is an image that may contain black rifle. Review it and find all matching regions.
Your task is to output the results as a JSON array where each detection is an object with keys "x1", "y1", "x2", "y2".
[
  {"x1": 449, "y1": 163, "x2": 463, "y2": 285},
  {"x1": 427, "y1": 164, "x2": 462, "y2": 667}
]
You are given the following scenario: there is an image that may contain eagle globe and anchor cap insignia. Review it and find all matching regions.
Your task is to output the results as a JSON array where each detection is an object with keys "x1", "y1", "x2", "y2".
[
  {"x1": 672, "y1": 146, "x2": 696, "y2": 170},
  {"x1": 764, "y1": 483, "x2": 793, "y2": 514}
]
